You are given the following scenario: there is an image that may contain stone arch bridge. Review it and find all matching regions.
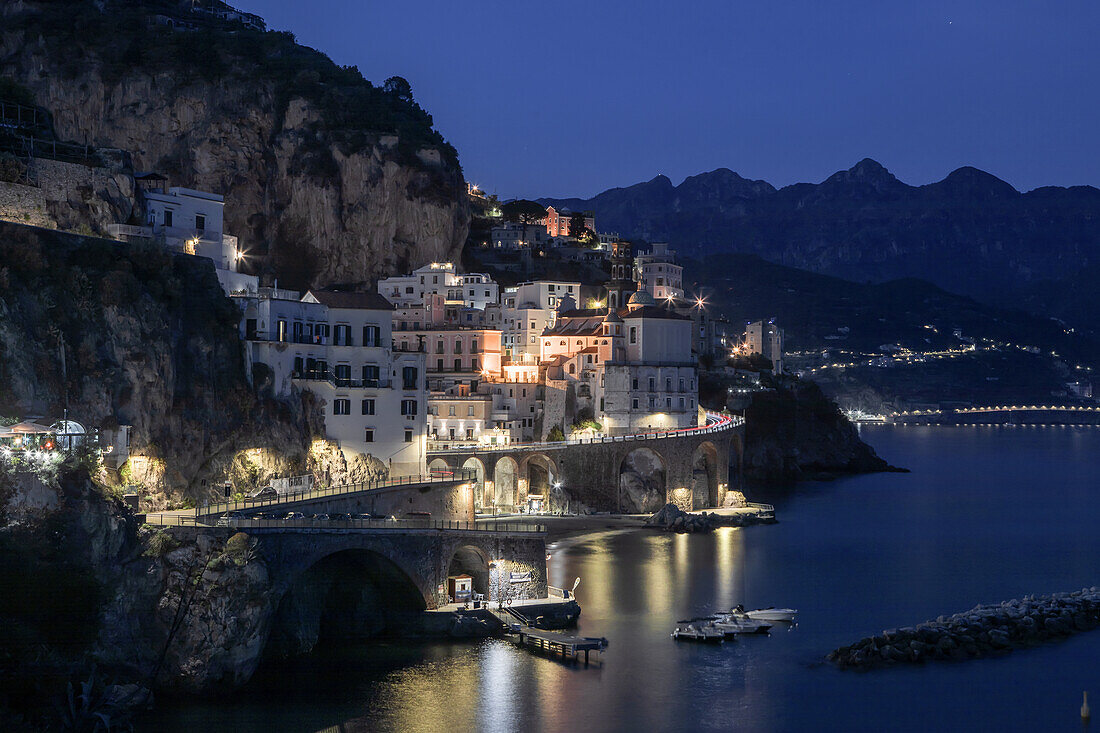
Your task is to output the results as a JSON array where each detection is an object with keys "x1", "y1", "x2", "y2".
[{"x1": 427, "y1": 413, "x2": 745, "y2": 513}]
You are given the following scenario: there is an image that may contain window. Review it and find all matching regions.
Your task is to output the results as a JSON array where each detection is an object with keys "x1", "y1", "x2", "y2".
[
  {"x1": 293, "y1": 356, "x2": 303, "y2": 375},
  {"x1": 454, "y1": 358, "x2": 462, "y2": 371},
  {"x1": 292, "y1": 321, "x2": 303, "y2": 342},
  {"x1": 467, "y1": 406, "x2": 475, "y2": 416},
  {"x1": 632, "y1": 398, "x2": 639, "y2": 409},
  {"x1": 466, "y1": 428, "x2": 474, "y2": 440},
  {"x1": 437, "y1": 358, "x2": 444, "y2": 371},
  {"x1": 333, "y1": 399, "x2": 351, "y2": 415},
  {"x1": 402, "y1": 366, "x2": 418, "y2": 390},
  {"x1": 600, "y1": 398, "x2": 605, "y2": 411},
  {"x1": 666, "y1": 398, "x2": 672, "y2": 409},
  {"x1": 195, "y1": 213, "x2": 205, "y2": 231},
  {"x1": 164, "y1": 209, "x2": 173, "y2": 227},
  {"x1": 649, "y1": 377, "x2": 656, "y2": 391},
  {"x1": 472, "y1": 339, "x2": 478, "y2": 352},
  {"x1": 632, "y1": 378, "x2": 638, "y2": 390},
  {"x1": 679, "y1": 378, "x2": 685, "y2": 392},
  {"x1": 362, "y1": 399, "x2": 375, "y2": 415},
  {"x1": 666, "y1": 378, "x2": 672, "y2": 392},
  {"x1": 448, "y1": 406, "x2": 456, "y2": 416},
  {"x1": 362, "y1": 364, "x2": 380, "y2": 385},
  {"x1": 405, "y1": 286, "x2": 414, "y2": 294},
  {"x1": 401, "y1": 399, "x2": 418, "y2": 416},
  {"x1": 404, "y1": 429, "x2": 413, "y2": 442},
  {"x1": 454, "y1": 340, "x2": 462, "y2": 354},
  {"x1": 630, "y1": 327, "x2": 637, "y2": 344},
  {"x1": 436, "y1": 340, "x2": 444, "y2": 354},
  {"x1": 362, "y1": 325, "x2": 380, "y2": 347},
  {"x1": 334, "y1": 364, "x2": 351, "y2": 385},
  {"x1": 277, "y1": 320, "x2": 287, "y2": 342},
  {"x1": 364, "y1": 429, "x2": 374, "y2": 442},
  {"x1": 679, "y1": 398, "x2": 685, "y2": 409}
]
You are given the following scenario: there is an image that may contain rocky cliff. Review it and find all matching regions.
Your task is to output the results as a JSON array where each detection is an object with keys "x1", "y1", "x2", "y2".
[
  {"x1": 0, "y1": 222, "x2": 317, "y2": 504},
  {"x1": 738, "y1": 378, "x2": 897, "y2": 486},
  {"x1": 1, "y1": 0, "x2": 469, "y2": 290}
]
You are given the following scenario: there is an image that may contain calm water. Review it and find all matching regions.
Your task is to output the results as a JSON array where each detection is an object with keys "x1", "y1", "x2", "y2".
[{"x1": 153, "y1": 426, "x2": 1100, "y2": 732}]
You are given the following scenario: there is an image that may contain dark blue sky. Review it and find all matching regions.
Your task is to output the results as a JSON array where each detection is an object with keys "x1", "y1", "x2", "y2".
[{"x1": 244, "y1": 0, "x2": 1099, "y2": 199}]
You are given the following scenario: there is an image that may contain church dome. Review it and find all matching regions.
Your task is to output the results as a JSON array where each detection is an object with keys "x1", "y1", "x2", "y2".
[
  {"x1": 604, "y1": 310, "x2": 622, "y2": 323},
  {"x1": 628, "y1": 290, "x2": 655, "y2": 307}
]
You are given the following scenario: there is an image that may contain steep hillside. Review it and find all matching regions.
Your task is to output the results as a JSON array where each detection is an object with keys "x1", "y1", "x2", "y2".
[
  {"x1": 0, "y1": 221, "x2": 316, "y2": 504},
  {"x1": 0, "y1": 0, "x2": 470, "y2": 290},
  {"x1": 540, "y1": 160, "x2": 1100, "y2": 327}
]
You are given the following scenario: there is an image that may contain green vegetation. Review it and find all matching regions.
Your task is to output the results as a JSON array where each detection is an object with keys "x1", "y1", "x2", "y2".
[
  {"x1": 144, "y1": 529, "x2": 179, "y2": 558},
  {"x1": 7, "y1": 0, "x2": 458, "y2": 170},
  {"x1": 546, "y1": 426, "x2": 565, "y2": 442}
]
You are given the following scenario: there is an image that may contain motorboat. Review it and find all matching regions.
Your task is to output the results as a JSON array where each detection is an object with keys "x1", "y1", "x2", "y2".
[
  {"x1": 713, "y1": 617, "x2": 773, "y2": 635},
  {"x1": 671, "y1": 625, "x2": 724, "y2": 643},
  {"x1": 732, "y1": 605, "x2": 797, "y2": 623}
]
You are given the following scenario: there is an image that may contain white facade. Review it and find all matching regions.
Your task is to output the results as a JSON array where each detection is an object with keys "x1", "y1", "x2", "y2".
[
  {"x1": 109, "y1": 185, "x2": 256, "y2": 296},
  {"x1": 500, "y1": 281, "x2": 580, "y2": 360},
  {"x1": 634, "y1": 242, "x2": 684, "y2": 301},
  {"x1": 239, "y1": 290, "x2": 428, "y2": 476},
  {"x1": 745, "y1": 320, "x2": 784, "y2": 372},
  {"x1": 489, "y1": 221, "x2": 547, "y2": 249},
  {"x1": 378, "y1": 262, "x2": 498, "y2": 310}
]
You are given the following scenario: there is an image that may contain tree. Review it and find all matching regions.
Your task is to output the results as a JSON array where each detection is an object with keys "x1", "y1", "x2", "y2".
[
  {"x1": 383, "y1": 76, "x2": 413, "y2": 103},
  {"x1": 568, "y1": 213, "x2": 586, "y2": 239},
  {"x1": 500, "y1": 199, "x2": 547, "y2": 247}
]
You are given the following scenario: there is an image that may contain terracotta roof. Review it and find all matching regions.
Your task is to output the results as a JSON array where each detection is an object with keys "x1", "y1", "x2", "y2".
[{"x1": 305, "y1": 290, "x2": 394, "y2": 311}]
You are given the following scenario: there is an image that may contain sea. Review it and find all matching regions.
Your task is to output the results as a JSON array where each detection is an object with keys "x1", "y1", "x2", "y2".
[{"x1": 150, "y1": 425, "x2": 1100, "y2": 732}]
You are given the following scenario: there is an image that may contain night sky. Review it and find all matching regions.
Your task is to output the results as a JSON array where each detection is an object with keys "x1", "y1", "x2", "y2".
[{"x1": 243, "y1": 0, "x2": 1099, "y2": 199}]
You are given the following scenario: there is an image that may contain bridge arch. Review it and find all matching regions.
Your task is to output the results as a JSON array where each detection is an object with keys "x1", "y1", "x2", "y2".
[
  {"x1": 266, "y1": 548, "x2": 428, "y2": 658},
  {"x1": 461, "y1": 456, "x2": 487, "y2": 509},
  {"x1": 493, "y1": 456, "x2": 519, "y2": 512},
  {"x1": 618, "y1": 447, "x2": 668, "y2": 513},
  {"x1": 428, "y1": 457, "x2": 453, "y2": 474},
  {"x1": 691, "y1": 441, "x2": 720, "y2": 508},
  {"x1": 520, "y1": 453, "x2": 559, "y2": 510}
]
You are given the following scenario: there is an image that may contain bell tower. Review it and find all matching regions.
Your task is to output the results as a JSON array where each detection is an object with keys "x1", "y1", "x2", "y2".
[{"x1": 605, "y1": 241, "x2": 635, "y2": 312}]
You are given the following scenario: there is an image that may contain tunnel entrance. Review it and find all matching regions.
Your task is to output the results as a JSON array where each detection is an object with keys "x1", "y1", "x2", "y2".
[
  {"x1": 446, "y1": 545, "x2": 490, "y2": 603},
  {"x1": 265, "y1": 550, "x2": 426, "y2": 659}
]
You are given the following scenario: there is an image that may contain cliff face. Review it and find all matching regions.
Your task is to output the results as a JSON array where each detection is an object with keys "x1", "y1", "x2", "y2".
[
  {"x1": 1, "y1": 1, "x2": 469, "y2": 290},
  {"x1": 0, "y1": 222, "x2": 316, "y2": 503}
]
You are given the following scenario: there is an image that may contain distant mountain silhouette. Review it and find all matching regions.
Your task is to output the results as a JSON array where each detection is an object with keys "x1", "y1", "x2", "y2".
[{"x1": 539, "y1": 160, "x2": 1100, "y2": 328}]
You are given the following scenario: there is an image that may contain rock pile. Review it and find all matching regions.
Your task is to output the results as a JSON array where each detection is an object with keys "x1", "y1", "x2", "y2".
[
  {"x1": 828, "y1": 588, "x2": 1100, "y2": 668},
  {"x1": 646, "y1": 503, "x2": 775, "y2": 533}
]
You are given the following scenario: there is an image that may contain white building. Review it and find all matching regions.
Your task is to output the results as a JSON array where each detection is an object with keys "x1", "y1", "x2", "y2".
[
  {"x1": 109, "y1": 182, "x2": 257, "y2": 296},
  {"x1": 489, "y1": 221, "x2": 548, "y2": 249},
  {"x1": 633, "y1": 242, "x2": 684, "y2": 302},
  {"x1": 240, "y1": 289, "x2": 428, "y2": 476},
  {"x1": 378, "y1": 262, "x2": 498, "y2": 310},
  {"x1": 539, "y1": 291, "x2": 698, "y2": 436},
  {"x1": 500, "y1": 280, "x2": 581, "y2": 360}
]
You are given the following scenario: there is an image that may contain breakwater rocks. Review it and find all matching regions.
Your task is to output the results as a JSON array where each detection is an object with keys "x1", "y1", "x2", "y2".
[
  {"x1": 646, "y1": 503, "x2": 776, "y2": 533},
  {"x1": 828, "y1": 589, "x2": 1100, "y2": 669}
]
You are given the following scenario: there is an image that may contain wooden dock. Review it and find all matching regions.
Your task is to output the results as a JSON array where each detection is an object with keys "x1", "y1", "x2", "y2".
[{"x1": 511, "y1": 626, "x2": 607, "y2": 665}]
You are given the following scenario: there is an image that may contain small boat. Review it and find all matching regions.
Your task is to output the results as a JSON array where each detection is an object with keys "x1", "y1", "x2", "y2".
[
  {"x1": 713, "y1": 617, "x2": 773, "y2": 635},
  {"x1": 671, "y1": 625, "x2": 724, "y2": 643},
  {"x1": 733, "y1": 605, "x2": 797, "y2": 623}
]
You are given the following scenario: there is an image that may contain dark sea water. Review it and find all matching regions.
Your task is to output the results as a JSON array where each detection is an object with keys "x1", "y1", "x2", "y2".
[{"x1": 151, "y1": 426, "x2": 1100, "y2": 732}]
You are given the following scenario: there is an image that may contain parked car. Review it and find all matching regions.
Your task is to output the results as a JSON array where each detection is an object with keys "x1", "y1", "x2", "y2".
[
  {"x1": 312, "y1": 513, "x2": 330, "y2": 521},
  {"x1": 284, "y1": 512, "x2": 305, "y2": 520},
  {"x1": 216, "y1": 511, "x2": 246, "y2": 526},
  {"x1": 251, "y1": 486, "x2": 278, "y2": 500},
  {"x1": 327, "y1": 513, "x2": 350, "y2": 521}
]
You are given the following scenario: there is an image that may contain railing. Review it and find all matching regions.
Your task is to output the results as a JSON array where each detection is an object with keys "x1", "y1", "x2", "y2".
[
  {"x1": 547, "y1": 585, "x2": 572, "y2": 599},
  {"x1": 144, "y1": 514, "x2": 544, "y2": 533},
  {"x1": 191, "y1": 468, "x2": 478, "y2": 518},
  {"x1": 427, "y1": 412, "x2": 744, "y2": 454},
  {"x1": 745, "y1": 502, "x2": 775, "y2": 514}
]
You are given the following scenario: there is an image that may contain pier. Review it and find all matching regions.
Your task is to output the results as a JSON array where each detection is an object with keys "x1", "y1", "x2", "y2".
[{"x1": 510, "y1": 626, "x2": 607, "y2": 665}]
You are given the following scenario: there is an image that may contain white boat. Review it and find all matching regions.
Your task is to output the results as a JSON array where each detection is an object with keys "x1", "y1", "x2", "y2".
[
  {"x1": 671, "y1": 625, "x2": 724, "y2": 643},
  {"x1": 733, "y1": 605, "x2": 797, "y2": 623},
  {"x1": 713, "y1": 617, "x2": 773, "y2": 635}
]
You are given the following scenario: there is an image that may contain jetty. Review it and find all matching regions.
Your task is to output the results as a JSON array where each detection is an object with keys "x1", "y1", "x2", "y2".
[{"x1": 509, "y1": 626, "x2": 608, "y2": 664}]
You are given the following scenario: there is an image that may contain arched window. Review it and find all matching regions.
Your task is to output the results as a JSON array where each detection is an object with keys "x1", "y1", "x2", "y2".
[
  {"x1": 568, "y1": 363, "x2": 576, "y2": 374},
  {"x1": 560, "y1": 340, "x2": 566, "y2": 346}
]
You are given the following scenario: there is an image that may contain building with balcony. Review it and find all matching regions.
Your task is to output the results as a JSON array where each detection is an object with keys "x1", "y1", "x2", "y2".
[
  {"x1": 392, "y1": 327, "x2": 502, "y2": 392},
  {"x1": 501, "y1": 280, "x2": 582, "y2": 360},
  {"x1": 633, "y1": 242, "x2": 684, "y2": 302},
  {"x1": 489, "y1": 221, "x2": 548, "y2": 249},
  {"x1": 237, "y1": 288, "x2": 427, "y2": 475}
]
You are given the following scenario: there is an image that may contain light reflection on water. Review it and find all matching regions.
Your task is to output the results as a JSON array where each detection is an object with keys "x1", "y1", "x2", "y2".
[{"x1": 149, "y1": 427, "x2": 1100, "y2": 732}]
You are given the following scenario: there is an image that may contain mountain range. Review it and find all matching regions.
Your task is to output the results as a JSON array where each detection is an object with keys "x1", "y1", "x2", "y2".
[{"x1": 539, "y1": 160, "x2": 1100, "y2": 331}]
